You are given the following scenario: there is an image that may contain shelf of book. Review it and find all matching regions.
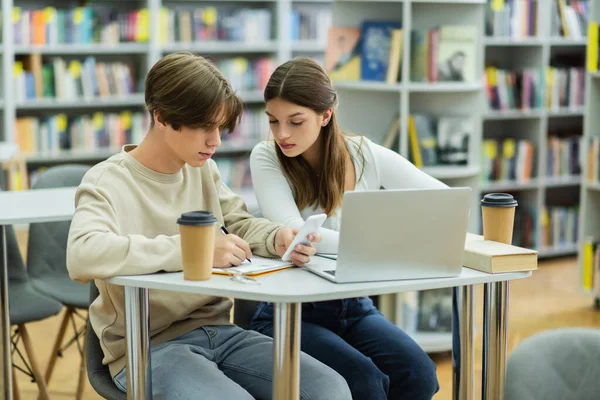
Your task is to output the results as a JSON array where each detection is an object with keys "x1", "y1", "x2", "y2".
[
  {"x1": 161, "y1": 41, "x2": 279, "y2": 54},
  {"x1": 483, "y1": 37, "x2": 544, "y2": 46},
  {"x1": 334, "y1": 81, "x2": 402, "y2": 92},
  {"x1": 421, "y1": 166, "x2": 480, "y2": 180},
  {"x1": 483, "y1": 109, "x2": 544, "y2": 120},
  {"x1": 547, "y1": 107, "x2": 585, "y2": 117},
  {"x1": 548, "y1": 37, "x2": 588, "y2": 46},
  {"x1": 15, "y1": 95, "x2": 146, "y2": 110},
  {"x1": 587, "y1": 181, "x2": 600, "y2": 191},
  {"x1": 406, "y1": 81, "x2": 483, "y2": 93},
  {"x1": 545, "y1": 175, "x2": 582, "y2": 188},
  {"x1": 22, "y1": 140, "x2": 260, "y2": 164},
  {"x1": 538, "y1": 244, "x2": 579, "y2": 258},
  {"x1": 13, "y1": 44, "x2": 150, "y2": 55},
  {"x1": 291, "y1": 40, "x2": 328, "y2": 52},
  {"x1": 480, "y1": 178, "x2": 540, "y2": 192}
]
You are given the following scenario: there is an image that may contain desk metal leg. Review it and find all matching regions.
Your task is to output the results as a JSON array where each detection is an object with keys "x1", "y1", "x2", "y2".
[
  {"x1": 482, "y1": 281, "x2": 509, "y2": 400},
  {"x1": 273, "y1": 302, "x2": 301, "y2": 400},
  {"x1": 1, "y1": 226, "x2": 13, "y2": 400},
  {"x1": 452, "y1": 285, "x2": 474, "y2": 400},
  {"x1": 124, "y1": 287, "x2": 152, "y2": 400}
]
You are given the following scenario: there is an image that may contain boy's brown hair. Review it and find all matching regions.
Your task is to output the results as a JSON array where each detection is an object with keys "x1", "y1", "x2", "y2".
[{"x1": 145, "y1": 52, "x2": 243, "y2": 132}]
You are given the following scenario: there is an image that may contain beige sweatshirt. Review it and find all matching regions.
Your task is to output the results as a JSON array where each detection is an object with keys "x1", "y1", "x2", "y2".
[{"x1": 67, "y1": 145, "x2": 282, "y2": 377}]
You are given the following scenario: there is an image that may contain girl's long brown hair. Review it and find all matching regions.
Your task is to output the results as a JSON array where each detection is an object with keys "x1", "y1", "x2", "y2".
[{"x1": 264, "y1": 57, "x2": 363, "y2": 215}]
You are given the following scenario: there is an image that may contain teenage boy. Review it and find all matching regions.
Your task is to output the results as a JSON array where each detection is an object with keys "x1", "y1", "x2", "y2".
[{"x1": 67, "y1": 52, "x2": 351, "y2": 400}]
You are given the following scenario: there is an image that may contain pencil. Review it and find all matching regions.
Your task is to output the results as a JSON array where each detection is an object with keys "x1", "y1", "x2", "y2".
[{"x1": 220, "y1": 225, "x2": 252, "y2": 263}]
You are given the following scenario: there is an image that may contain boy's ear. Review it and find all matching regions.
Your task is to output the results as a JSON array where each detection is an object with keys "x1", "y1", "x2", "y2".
[{"x1": 153, "y1": 110, "x2": 167, "y2": 128}]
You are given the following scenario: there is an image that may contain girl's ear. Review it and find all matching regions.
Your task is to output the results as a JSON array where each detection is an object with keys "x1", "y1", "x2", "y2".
[{"x1": 321, "y1": 108, "x2": 333, "y2": 126}]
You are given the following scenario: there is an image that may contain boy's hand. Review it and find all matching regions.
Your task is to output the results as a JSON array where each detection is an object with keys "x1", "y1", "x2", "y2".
[
  {"x1": 275, "y1": 228, "x2": 322, "y2": 266},
  {"x1": 213, "y1": 234, "x2": 252, "y2": 268}
]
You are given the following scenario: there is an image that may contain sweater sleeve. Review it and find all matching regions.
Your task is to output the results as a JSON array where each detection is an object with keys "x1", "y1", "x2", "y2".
[
  {"x1": 209, "y1": 161, "x2": 282, "y2": 257},
  {"x1": 67, "y1": 176, "x2": 183, "y2": 283},
  {"x1": 249, "y1": 142, "x2": 340, "y2": 254},
  {"x1": 367, "y1": 140, "x2": 449, "y2": 189}
]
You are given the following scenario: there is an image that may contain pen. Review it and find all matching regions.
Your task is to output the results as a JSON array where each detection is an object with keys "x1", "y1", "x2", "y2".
[{"x1": 220, "y1": 225, "x2": 252, "y2": 263}]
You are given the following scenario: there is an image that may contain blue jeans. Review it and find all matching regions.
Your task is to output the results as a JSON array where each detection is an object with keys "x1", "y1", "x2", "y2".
[
  {"x1": 113, "y1": 325, "x2": 352, "y2": 400},
  {"x1": 251, "y1": 298, "x2": 439, "y2": 400}
]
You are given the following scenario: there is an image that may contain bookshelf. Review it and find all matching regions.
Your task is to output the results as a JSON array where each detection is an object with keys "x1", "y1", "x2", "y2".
[
  {"x1": 580, "y1": 0, "x2": 600, "y2": 306},
  {"x1": 482, "y1": 0, "x2": 588, "y2": 259},
  {"x1": 0, "y1": 0, "x2": 334, "y2": 198}
]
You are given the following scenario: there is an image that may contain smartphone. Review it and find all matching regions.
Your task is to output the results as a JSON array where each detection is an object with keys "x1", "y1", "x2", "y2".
[{"x1": 281, "y1": 213, "x2": 328, "y2": 262}]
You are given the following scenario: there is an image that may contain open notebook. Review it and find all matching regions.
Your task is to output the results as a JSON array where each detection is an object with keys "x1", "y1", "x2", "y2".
[{"x1": 212, "y1": 256, "x2": 294, "y2": 277}]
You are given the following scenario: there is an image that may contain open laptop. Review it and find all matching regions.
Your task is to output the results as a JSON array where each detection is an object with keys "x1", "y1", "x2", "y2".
[{"x1": 304, "y1": 187, "x2": 472, "y2": 283}]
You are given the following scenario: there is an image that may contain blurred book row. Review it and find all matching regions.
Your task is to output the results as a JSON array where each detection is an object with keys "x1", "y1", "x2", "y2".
[
  {"x1": 484, "y1": 0, "x2": 538, "y2": 38},
  {"x1": 215, "y1": 158, "x2": 252, "y2": 192},
  {"x1": 586, "y1": 136, "x2": 600, "y2": 182},
  {"x1": 325, "y1": 22, "x2": 478, "y2": 84},
  {"x1": 218, "y1": 58, "x2": 273, "y2": 93},
  {"x1": 158, "y1": 7, "x2": 271, "y2": 43},
  {"x1": 15, "y1": 112, "x2": 150, "y2": 154},
  {"x1": 484, "y1": 66, "x2": 585, "y2": 111},
  {"x1": 381, "y1": 114, "x2": 472, "y2": 167},
  {"x1": 541, "y1": 205, "x2": 580, "y2": 249},
  {"x1": 291, "y1": 7, "x2": 331, "y2": 42},
  {"x1": 14, "y1": 55, "x2": 138, "y2": 102},
  {"x1": 582, "y1": 237, "x2": 600, "y2": 293},
  {"x1": 481, "y1": 138, "x2": 535, "y2": 183},
  {"x1": 551, "y1": 0, "x2": 589, "y2": 39}
]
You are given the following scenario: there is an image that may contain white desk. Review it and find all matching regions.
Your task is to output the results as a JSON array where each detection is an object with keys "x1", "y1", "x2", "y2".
[
  {"x1": 0, "y1": 187, "x2": 77, "y2": 400},
  {"x1": 109, "y1": 267, "x2": 532, "y2": 400}
]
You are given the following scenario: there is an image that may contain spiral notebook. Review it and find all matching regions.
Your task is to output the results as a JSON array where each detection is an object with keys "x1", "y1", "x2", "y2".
[{"x1": 212, "y1": 256, "x2": 294, "y2": 277}]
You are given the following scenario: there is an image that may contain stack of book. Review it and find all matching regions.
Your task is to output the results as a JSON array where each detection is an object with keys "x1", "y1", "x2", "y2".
[
  {"x1": 551, "y1": 0, "x2": 589, "y2": 38},
  {"x1": 481, "y1": 138, "x2": 535, "y2": 183},
  {"x1": 15, "y1": 111, "x2": 149, "y2": 154},
  {"x1": 290, "y1": 7, "x2": 331, "y2": 42},
  {"x1": 410, "y1": 25, "x2": 477, "y2": 83},
  {"x1": 159, "y1": 7, "x2": 272, "y2": 43},
  {"x1": 14, "y1": 55, "x2": 138, "y2": 102},
  {"x1": 326, "y1": 21, "x2": 404, "y2": 84},
  {"x1": 217, "y1": 58, "x2": 273, "y2": 93},
  {"x1": 541, "y1": 205, "x2": 580, "y2": 249},
  {"x1": 485, "y1": 0, "x2": 537, "y2": 38},
  {"x1": 546, "y1": 136, "x2": 582, "y2": 178},
  {"x1": 484, "y1": 67, "x2": 544, "y2": 111},
  {"x1": 11, "y1": 6, "x2": 149, "y2": 45},
  {"x1": 546, "y1": 67, "x2": 586, "y2": 110},
  {"x1": 586, "y1": 136, "x2": 599, "y2": 182},
  {"x1": 582, "y1": 237, "x2": 600, "y2": 293}
]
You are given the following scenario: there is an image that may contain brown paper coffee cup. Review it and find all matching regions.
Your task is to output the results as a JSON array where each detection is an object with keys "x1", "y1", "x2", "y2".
[
  {"x1": 481, "y1": 193, "x2": 518, "y2": 245},
  {"x1": 177, "y1": 211, "x2": 218, "y2": 281}
]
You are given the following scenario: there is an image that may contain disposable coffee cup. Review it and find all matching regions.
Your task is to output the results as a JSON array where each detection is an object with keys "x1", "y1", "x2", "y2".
[
  {"x1": 177, "y1": 211, "x2": 218, "y2": 281},
  {"x1": 481, "y1": 193, "x2": 518, "y2": 245}
]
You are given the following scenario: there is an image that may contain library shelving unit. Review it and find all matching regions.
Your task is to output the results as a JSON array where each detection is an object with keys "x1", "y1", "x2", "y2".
[
  {"x1": 330, "y1": 0, "x2": 487, "y2": 353},
  {"x1": 482, "y1": 0, "x2": 588, "y2": 259},
  {"x1": 580, "y1": 0, "x2": 600, "y2": 306},
  {"x1": 0, "y1": 0, "x2": 332, "y2": 211}
]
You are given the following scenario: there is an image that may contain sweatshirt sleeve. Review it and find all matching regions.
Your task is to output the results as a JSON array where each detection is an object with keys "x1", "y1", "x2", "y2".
[
  {"x1": 67, "y1": 177, "x2": 183, "y2": 284},
  {"x1": 249, "y1": 142, "x2": 340, "y2": 254},
  {"x1": 209, "y1": 161, "x2": 282, "y2": 257},
  {"x1": 367, "y1": 140, "x2": 449, "y2": 189}
]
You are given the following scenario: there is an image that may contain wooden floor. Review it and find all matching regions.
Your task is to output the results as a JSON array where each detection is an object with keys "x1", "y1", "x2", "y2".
[{"x1": 11, "y1": 230, "x2": 600, "y2": 399}]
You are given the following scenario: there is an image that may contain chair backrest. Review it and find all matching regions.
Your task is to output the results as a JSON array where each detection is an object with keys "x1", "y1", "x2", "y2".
[
  {"x1": 26, "y1": 164, "x2": 89, "y2": 280},
  {"x1": 0, "y1": 185, "x2": 28, "y2": 284},
  {"x1": 86, "y1": 281, "x2": 127, "y2": 400},
  {"x1": 233, "y1": 299, "x2": 262, "y2": 330}
]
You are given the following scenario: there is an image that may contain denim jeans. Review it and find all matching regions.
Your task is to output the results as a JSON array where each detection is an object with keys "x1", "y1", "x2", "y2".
[
  {"x1": 113, "y1": 325, "x2": 351, "y2": 400},
  {"x1": 251, "y1": 298, "x2": 440, "y2": 400}
]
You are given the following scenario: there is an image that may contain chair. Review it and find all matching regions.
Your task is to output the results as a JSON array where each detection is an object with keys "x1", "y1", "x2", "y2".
[
  {"x1": 3, "y1": 221, "x2": 63, "y2": 400},
  {"x1": 24, "y1": 164, "x2": 90, "y2": 399},
  {"x1": 504, "y1": 328, "x2": 600, "y2": 400},
  {"x1": 233, "y1": 299, "x2": 262, "y2": 330},
  {"x1": 86, "y1": 281, "x2": 127, "y2": 400}
]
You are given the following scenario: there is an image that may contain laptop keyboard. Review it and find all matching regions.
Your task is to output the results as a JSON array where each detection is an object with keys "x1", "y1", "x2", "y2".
[{"x1": 323, "y1": 270, "x2": 336, "y2": 276}]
